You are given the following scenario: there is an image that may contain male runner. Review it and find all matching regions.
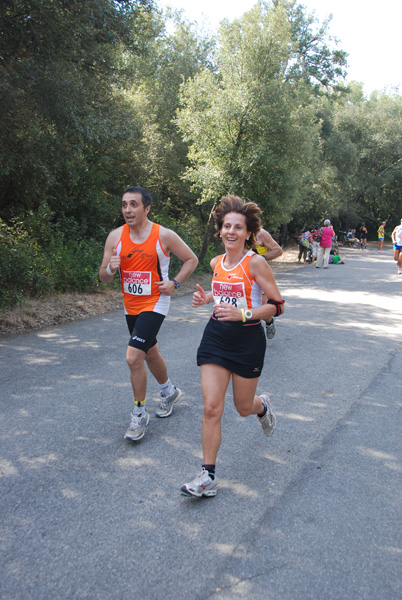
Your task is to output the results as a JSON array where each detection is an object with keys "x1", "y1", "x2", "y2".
[
  {"x1": 99, "y1": 186, "x2": 198, "y2": 441},
  {"x1": 253, "y1": 228, "x2": 283, "y2": 339}
]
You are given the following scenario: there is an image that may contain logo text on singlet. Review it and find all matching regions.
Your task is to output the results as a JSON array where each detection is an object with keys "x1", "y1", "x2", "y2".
[
  {"x1": 123, "y1": 271, "x2": 152, "y2": 295},
  {"x1": 212, "y1": 280, "x2": 247, "y2": 309}
]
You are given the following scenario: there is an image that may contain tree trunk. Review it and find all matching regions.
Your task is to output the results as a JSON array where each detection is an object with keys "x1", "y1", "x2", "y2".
[
  {"x1": 198, "y1": 202, "x2": 218, "y2": 264},
  {"x1": 279, "y1": 223, "x2": 288, "y2": 247}
]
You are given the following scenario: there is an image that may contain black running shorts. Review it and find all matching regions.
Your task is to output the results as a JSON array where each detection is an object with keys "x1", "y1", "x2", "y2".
[
  {"x1": 197, "y1": 316, "x2": 266, "y2": 379},
  {"x1": 126, "y1": 312, "x2": 165, "y2": 353}
]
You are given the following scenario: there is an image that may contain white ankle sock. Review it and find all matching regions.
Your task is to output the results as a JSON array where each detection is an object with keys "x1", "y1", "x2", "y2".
[
  {"x1": 160, "y1": 379, "x2": 175, "y2": 397},
  {"x1": 133, "y1": 399, "x2": 146, "y2": 414}
]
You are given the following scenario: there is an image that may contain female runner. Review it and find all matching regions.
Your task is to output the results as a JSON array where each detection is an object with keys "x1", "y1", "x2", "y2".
[{"x1": 181, "y1": 196, "x2": 284, "y2": 497}]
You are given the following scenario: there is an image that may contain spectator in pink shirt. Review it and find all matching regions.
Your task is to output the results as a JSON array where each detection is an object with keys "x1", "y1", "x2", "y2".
[{"x1": 316, "y1": 219, "x2": 335, "y2": 269}]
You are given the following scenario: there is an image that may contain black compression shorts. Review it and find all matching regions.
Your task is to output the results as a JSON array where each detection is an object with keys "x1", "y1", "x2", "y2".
[{"x1": 126, "y1": 312, "x2": 165, "y2": 353}]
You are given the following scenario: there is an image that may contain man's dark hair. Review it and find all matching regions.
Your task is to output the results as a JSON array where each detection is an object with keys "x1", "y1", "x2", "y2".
[{"x1": 123, "y1": 186, "x2": 152, "y2": 208}]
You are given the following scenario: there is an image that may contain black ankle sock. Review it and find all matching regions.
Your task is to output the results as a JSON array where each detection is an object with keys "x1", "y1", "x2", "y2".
[
  {"x1": 202, "y1": 464, "x2": 215, "y2": 479},
  {"x1": 257, "y1": 405, "x2": 267, "y2": 418}
]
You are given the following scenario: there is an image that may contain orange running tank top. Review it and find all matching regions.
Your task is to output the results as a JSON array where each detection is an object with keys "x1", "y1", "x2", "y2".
[
  {"x1": 211, "y1": 251, "x2": 263, "y2": 310},
  {"x1": 115, "y1": 223, "x2": 170, "y2": 316}
]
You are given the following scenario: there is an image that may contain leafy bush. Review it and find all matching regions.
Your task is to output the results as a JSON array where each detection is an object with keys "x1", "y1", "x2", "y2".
[
  {"x1": 46, "y1": 238, "x2": 105, "y2": 294},
  {"x1": 0, "y1": 219, "x2": 49, "y2": 307},
  {"x1": 0, "y1": 217, "x2": 113, "y2": 308}
]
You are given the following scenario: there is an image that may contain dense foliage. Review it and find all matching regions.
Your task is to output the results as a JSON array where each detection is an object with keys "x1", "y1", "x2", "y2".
[{"x1": 1, "y1": 0, "x2": 401, "y2": 307}]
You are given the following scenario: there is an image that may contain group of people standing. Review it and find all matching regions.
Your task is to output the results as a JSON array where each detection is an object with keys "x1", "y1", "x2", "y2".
[
  {"x1": 298, "y1": 220, "x2": 337, "y2": 268},
  {"x1": 99, "y1": 187, "x2": 284, "y2": 498},
  {"x1": 298, "y1": 218, "x2": 402, "y2": 274}
]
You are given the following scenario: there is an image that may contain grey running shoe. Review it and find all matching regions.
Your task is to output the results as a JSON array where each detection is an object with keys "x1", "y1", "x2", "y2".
[
  {"x1": 156, "y1": 387, "x2": 183, "y2": 418},
  {"x1": 124, "y1": 411, "x2": 150, "y2": 441},
  {"x1": 181, "y1": 468, "x2": 217, "y2": 498},
  {"x1": 265, "y1": 319, "x2": 276, "y2": 339},
  {"x1": 258, "y1": 395, "x2": 276, "y2": 437}
]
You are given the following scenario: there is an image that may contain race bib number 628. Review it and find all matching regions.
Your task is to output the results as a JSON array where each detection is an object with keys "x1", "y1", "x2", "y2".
[{"x1": 212, "y1": 280, "x2": 247, "y2": 309}]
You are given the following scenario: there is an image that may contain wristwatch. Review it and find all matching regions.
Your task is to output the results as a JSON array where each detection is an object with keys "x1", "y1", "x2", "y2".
[
  {"x1": 172, "y1": 278, "x2": 181, "y2": 289},
  {"x1": 244, "y1": 309, "x2": 253, "y2": 320}
]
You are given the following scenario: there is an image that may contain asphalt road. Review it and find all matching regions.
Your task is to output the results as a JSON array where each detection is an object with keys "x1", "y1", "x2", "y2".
[{"x1": 1, "y1": 246, "x2": 401, "y2": 600}]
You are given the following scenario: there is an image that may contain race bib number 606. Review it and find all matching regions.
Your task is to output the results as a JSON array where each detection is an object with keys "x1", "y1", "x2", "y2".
[{"x1": 123, "y1": 271, "x2": 152, "y2": 295}]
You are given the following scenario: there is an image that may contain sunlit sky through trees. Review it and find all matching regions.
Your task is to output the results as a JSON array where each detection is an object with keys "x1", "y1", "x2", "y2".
[{"x1": 157, "y1": 0, "x2": 401, "y2": 95}]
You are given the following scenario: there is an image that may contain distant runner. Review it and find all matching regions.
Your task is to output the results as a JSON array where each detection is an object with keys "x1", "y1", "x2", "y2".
[
  {"x1": 253, "y1": 228, "x2": 283, "y2": 339},
  {"x1": 377, "y1": 221, "x2": 386, "y2": 253},
  {"x1": 391, "y1": 218, "x2": 402, "y2": 274}
]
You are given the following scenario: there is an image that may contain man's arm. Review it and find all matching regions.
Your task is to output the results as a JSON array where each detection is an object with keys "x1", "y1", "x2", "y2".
[
  {"x1": 257, "y1": 229, "x2": 283, "y2": 261},
  {"x1": 98, "y1": 228, "x2": 122, "y2": 283},
  {"x1": 157, "y1": 228, "x2": 199, "y2": 295}
]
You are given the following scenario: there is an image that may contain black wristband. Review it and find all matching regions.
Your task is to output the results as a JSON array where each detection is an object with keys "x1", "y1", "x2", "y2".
[{"x1": 267, "y1": 299, "x2": 285, "y2": 316}]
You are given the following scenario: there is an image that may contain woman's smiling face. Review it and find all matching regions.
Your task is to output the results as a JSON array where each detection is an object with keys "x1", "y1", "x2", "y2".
[{"x1": 220, "y1": 212, "x2": 250, "y2": 249}]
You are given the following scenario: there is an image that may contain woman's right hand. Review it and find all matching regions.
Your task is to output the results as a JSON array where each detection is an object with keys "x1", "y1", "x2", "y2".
[{"x1": 192, "y1": 284, "x2": 209, "y2": 307}]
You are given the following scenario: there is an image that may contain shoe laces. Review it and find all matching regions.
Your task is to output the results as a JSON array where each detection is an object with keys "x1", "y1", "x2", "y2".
[
  {"x1": 130, "y1": 411, "x2": 144, "y2": 428},
  {"x1": 192, "y1": 469, "x2": 209, "y2": 484},
  {"x1": 159, "y1": 393, "x2": 169, "y2": 409},
  {"x1": 159, "y1": 389, "x2": 175, "y2": 407}
]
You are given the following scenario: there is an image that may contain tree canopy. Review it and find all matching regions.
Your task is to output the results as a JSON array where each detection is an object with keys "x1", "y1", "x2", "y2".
[{"x1": 0, "y1": 0, "x2": 401, "y2": 306}]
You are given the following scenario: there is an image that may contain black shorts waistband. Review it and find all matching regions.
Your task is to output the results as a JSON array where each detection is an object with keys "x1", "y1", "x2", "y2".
[{"x1": 211, "y1": 315, "x2": 262, "y2": 327}]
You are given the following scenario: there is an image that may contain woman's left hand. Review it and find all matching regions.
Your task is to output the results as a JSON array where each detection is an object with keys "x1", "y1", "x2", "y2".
[{"x1": 214, "y1": 303, "x2": 242, "y2": 321}]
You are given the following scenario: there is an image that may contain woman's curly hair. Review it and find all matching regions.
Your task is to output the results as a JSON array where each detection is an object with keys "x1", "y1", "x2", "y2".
[{"x1": 213, "y1": 195, "x2": 262, "y2": 249}]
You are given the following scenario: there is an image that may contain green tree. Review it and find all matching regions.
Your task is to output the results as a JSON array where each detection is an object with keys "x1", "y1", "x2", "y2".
[
  {"x1": 286, "y1": 1, "x2": 347, "y2": 90},
  {"x1": 323, "y1": 84, "x2": 402, "y2": 232},
  {"x1": 116, "y1": 9, "x2": 217, "y2": 257},
  {"x1": 177, "y1": 1, "x2": 346, "y2": 258},
  {"x1": 0, "y1": 0, "x2": 157, "y2": 234},
  {"x1": 124, "y1": 10, "x2": 214, "y2": 208}
]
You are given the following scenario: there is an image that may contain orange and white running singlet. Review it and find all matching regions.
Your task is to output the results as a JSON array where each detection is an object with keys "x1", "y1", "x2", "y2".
[
  {"x1": 115, "y1": 223, "x2": 170, "y2": 316},
  {"x1": 212, "y1": 250, "x2": 263, "y2": 310}
]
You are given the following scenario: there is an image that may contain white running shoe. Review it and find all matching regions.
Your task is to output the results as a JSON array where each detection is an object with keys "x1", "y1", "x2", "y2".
[
  {"x1": 124, "y1": 411, "x2": 150, "y2": 441},
  {"x1": 265, "y1": 319, "x2": 276, "y2": 339},
  {"x1": 258, "y1": 395, "x2": 276, "y2": 437},
  {"x1": 156, "y1": 387, "x2": 183, "y2": 418},
  {"x1": 181, "y1": 468, "x2": 217, "y2": 498}
]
